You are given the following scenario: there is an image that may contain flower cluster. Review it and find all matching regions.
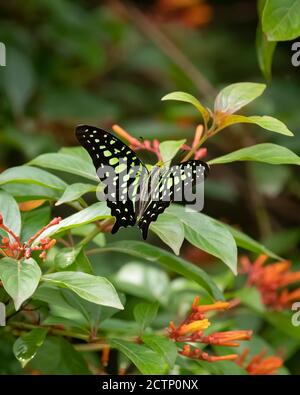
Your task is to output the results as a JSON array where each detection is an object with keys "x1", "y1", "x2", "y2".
[
  {"x1": 167, "y1": 296, "x2": 252, "y2": 362},
  {"x1": 240, "y1": 254, "x2": 300, "y2": 310},
  {"x1": 112, "y1": 124, "x2": 206, "y2": 162},
  {"x1": 0, "y1": 213, "x2": 60, "y2": 261},
  {"x1": 236, "y1": 348, "x2": 283, "y2": 375}
]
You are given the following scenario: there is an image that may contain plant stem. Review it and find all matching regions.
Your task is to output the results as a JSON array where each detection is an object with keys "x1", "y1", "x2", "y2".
[
  {"x1": 111, "y1": 0, "x2": 216, "y2": 100},
  {"x1": 74, "y1": 343, "x2": 107, "y2": 352},
  {"x1": 78, "y1": 226, "x2": 101, "y2": 247},
  {"x1": 9, "y1": 321, "x2": 91, "y2": 341}
]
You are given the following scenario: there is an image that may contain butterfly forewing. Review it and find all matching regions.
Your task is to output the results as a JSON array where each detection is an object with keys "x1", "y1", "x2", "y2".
[{"x1": 75, "y1": 125, "x2": 147, "y2": 233}]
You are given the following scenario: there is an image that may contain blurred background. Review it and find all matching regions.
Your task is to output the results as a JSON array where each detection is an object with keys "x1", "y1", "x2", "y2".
[{"x1": 0, "y1": 0, "x2": 300, "y2": 374}]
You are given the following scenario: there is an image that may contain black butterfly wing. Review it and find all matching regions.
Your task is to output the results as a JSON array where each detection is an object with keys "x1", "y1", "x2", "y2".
[
  {"x1": 137, "y1": 160, "x2": 209, "y2": 239},
  {"x1": 75, "y1": 125, "x2": 147, "y2": 234}
]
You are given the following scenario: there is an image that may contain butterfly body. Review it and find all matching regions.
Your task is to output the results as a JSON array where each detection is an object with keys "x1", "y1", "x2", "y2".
[{"x1": 75, "y1": 125, "x2": 209, "y2": 239}]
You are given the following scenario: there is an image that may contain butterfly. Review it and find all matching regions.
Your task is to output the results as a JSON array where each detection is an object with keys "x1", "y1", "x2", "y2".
[{"x1": 75, "y1": 125, "x2": 209, "y2": 239}]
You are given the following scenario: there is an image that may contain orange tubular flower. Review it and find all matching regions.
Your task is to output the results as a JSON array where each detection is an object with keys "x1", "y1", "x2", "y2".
[
  {"x1": 168, "y1": 296, "x2": 253, "y2": 363},
  {"x1": 112, "y1": 123, "x2": 207, "y2": 163},
  {"x1": 237, "y1": 348, "x2": 283, "y2": 375},
  {"x1": 240, "y1": 254, "x2": 300, "y2": 310},
  {"x1": 0, "y1": 213, "x2": 60, "y2": 261}
]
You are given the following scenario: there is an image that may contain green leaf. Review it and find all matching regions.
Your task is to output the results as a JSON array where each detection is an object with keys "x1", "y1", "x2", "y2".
[
  {"x1": 113, "y1": 262, "x2": 170, "y2": 302},
  {"x1": 262, "y1": 0, "x2": 300, "y2": 41},
  {"x1": 134, "y1": 302, "x2": 159, "y2": 331},
  {"x1": 218, "y1": 115, "x2": 293, "y2": 136},
  {"x1": 161, "y1": 91, "x2": 210, "y2": 123},
  {"x1": 150, "y1": 213, "x2": 184, "y2": 255},
  {"x1": 0, "y1": 166, "x2": 67, "y2": 191},
  {"x1": 209, "y1": 143, "x2": 300, "y2": 165},
  {"x1": 55, "y1": 183, "x2": 97, "y2": 206},
  {"x1": 0, "y1": 190, "x2": 21, "y2": 239},
  {"x1": 42, "y1": 271, "x2": 123, "y2": 310},
  {"x1": 159, "y1": 139, "x2": 186, "y2": 164},
  {"x1": 214, "y1": 83, "x2": 266, "y2": 114},
  {"x1": 103, "y1": 241, "x2": 223, "y2": 300},
  {"x1": 142, "y1": 334, "x2": 177, "y2": 369},
  {"x1": 13, "y1": 328, "x2": 48, "y2": 368},
  {"x1": 0, "y1": 258, "x2": 41, "y2": 310},
  {"x1": 29, "y1": 152, "x2": 98, "y2": 181},
  {"x1": 256, "y1": 21, "x2": 277, "y2": 80},
  {"x1": 225, "y1": 224, "x2": 279, "y2": 259},
  {"x1": 54, "y1": 246, "x2": 83, "y2": 270},
  {"x1": 110, "y1": 339, "x2": 168, "y2": 374},
  {"x1": 3, "y1": 48, "x2": 35, "y2": 116},
  {"x1": 33, "y1": 202, "x2": 111, "y2": 243},
  {"x1": 167, "y1": 206, "x2": 237, "y2": 274},
  {"x1": 28, "y1": 337, "x2": 90, "y2": 374},
  {"x1": 54, "y1": 247, "x2": 93, "y2": 274},
  {"x1": 21, "y1": 205, "x2": 50, "y2": 243},
  {"x1": 33, "y1": 284, "x2": 89, "y2": 328},
  {"x1": 2, "y1": 183, "x2": 60, "y2": 200}
]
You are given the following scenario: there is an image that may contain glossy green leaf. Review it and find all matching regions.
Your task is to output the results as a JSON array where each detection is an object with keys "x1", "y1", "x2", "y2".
[
  {"x1": 55, "y1": 183, "x2": 97, "y2": 206},
  {"x1": 159, "y1": 139, "x2": 186, "y2": 164},
  {"x1": 113, "y1": 262, "x2": 170, "y2": 302},
  {"x1": 42, "y1": 271, "x2": 123, "y2": 310},
  {"x1": 13, "y1": 328, "x2": 48, "y2": 367},
  {"x1": 0, "y1": 166, "x2": 67, "y2": 191},
  {"x1": 1, "y1": 183, "x2": 60, "y2": 200},
  {"x1": 262, "y1": 0, "x2": 300, "y2": 41},
  {"x1": 134, "y1": 302, "x2": 159, "y2": 331},
  {"x1": 167, "y1": 206, "x2": 237, "y2": 274},
  {"x1": 103, "y1": 241, "x2": 223, "y2": 300},
  {"x1": 209, "y1": 143, "x2": 300, "y2": 165},
  {"x1": 34, "y1": 202, "x2": 111, "y2": 243},
  {"x1": 162, "y1": 91, "x2": 210, "y2": 123},
  {"x1": 29, "y1": 152, "x2": 98, "y2": 181},
  {"x1": 28, "y1": 337, "x2": 90, "y2": 374},
  {"x1": 33, "y1": 284, "x2": 89, "y2": 328},
  {"x1": 110, "y1": 339, "x2": 168, "y2": 374},
  {"x1": 0, "y1": 258, "x2": 41, "y2": 310},
  {"x1": 150, "y1": 213, "x2": 185, "y2": 255},
  {"x1": 142, "y1": 334, "x2": 177, "y2": 369},
  {"x1": 218, "y1": 115, "x2": 293, "y2": 136},
  {"x1": 214, "y1": 83, "x2": 266, "y2": 114},
  {"x1": 0, "y1": 189, "x2": 21, "y2": 238},
  {"x1": 54, "y1": 246, "x2": 83, "y2": 270},
  {"x1": 54, "y1": 247, "x2": 93, "y2": 274},
  {"x1": 256, "y1": 20, "x2": 277, "y2": 80},
  {"x1": 225, "y1": 224, "x2": 279, "y2": 259},
  {"x1": 21, "y1": 205, "x2": 50, "y2": 243}
]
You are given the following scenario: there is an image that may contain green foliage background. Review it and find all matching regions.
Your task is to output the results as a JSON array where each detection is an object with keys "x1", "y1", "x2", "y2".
[{"x1": 0, "y1": 0, "x2": 300, "y2": 375}]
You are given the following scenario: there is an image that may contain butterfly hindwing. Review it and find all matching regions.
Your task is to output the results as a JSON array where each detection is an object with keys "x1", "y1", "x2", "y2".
[
  {"x1": 137, "y1": 160, "x2": 209, "y2": 239},
  {"x1": 75, "y1": 125, "x2": 146, "y2": 233}
]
